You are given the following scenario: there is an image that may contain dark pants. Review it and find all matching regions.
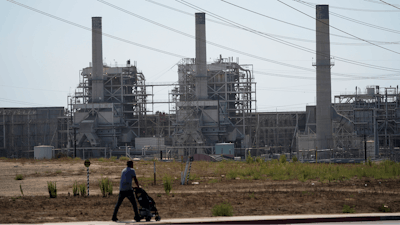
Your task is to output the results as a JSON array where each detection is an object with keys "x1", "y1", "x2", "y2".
[{"x1": 112, "y1": 190, "x2": 139, "y2": 219}]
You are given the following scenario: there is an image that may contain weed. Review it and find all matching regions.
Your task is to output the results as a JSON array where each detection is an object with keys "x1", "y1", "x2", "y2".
[
  {"x1": 79, "y1": 184, "x2": 87, "y2": 196},
  {"x1": 72, "y1": 181, "x2": 79, "y2": 196},
  {"x1": 189, "y1": 173, "x2": 199, "y2": 181},
  {"x1": 367, "y1": 158, "x2": 372, "y2": 167},
  {"x1": 342, "y1": 204, "x2": 355, "y2": 213},
  {"x1": 110, "y1": 156, "x2": 117, "y2": 161},
  {"x1": 227, "y1": 170, "x2": 238, "y2": 179},
  {"x1": 248, "y1": 192, "x2": 255, "y2": 199},
  {"x1": 99, "y1": 177, "x2": 113, "y2": 197},
  {"x1": 19, "y1": 184, "x2": 24, "y2": 197},
  {"x1": 252, "y1": 172, "x2": 262, "y2": 180},
  {"x1": 119, "y1": 156, "x2": 129, "y2": 161},
  {"x1": 292, "y1": 155, "x2": 298, "y2": 163},
  {"x1": 98, "y1": 157, "x2": 106, "y2": 162},
  {"x1": 255, "y1": 157, "x2": 263, "y2": 164},
  {"x1": 55, "y1": 170, "x2": 62, "y2": 174},
  {"x1": 212, "y1": 202, "x2": 233, "y2": 216},
  {"x1": 279, "y1": 154, "x2": 287, "y2": 164},
  {"x1": 379, "y1": 204, "x2": 391, "y2": 212},
  {"x1": 73, "y1": 157, "x2": 81, "y2": 161},
  {"x1": 208, "y1": 179, "x2": 219, "y2": 184},
  {"x1": 0, "y1": 157, "x2": 7, "y2": 160},
  {"x1": 157, "y1": 193, "x2": 161, "y2": 197},
  {"x1": 47, "y1": 181, "x2": 57, "y2": 198},
  {"x1": 14, "y1": 174, "x2": 23, "y2": 180},
  {"x1": 163, "y1": 175, "x2": 172, "y2": 195}
]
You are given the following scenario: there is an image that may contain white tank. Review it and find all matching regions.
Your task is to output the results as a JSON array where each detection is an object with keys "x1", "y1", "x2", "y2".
[{"x1": 34, "y1": 145, "x2": 53, "y2": 159}]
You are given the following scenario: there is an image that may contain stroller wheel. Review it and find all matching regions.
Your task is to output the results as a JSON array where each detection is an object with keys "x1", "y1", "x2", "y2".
[
  {"x1": 145, "y1": 216, "x2": 151, "y2": 222},
  {"x1": 155, "y1": 215, "x2": 161, "y2": 221}
]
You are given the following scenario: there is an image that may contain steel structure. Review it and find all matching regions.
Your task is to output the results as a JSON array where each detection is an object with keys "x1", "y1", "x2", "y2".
[
  {"x1": 333, "y1": 86, "x2": 400, "y2": 159},
  {"x1": 0, "y1": 107, "x2": 65, "y2": 158},
  {"x1": 170, "y1": 56, "x2": 256, "y2": 156}
]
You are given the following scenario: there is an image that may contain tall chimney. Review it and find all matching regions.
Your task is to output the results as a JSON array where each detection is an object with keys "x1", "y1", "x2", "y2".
[
  {"x1": 92, "y1": 17, "x2": 104, "y2": 103},
  {"x1": 315, "y1": 5, "x2": 332, "y2": 149},
  {"x1": 195, "y1": 13, "x2": 208, "y2": 100}
]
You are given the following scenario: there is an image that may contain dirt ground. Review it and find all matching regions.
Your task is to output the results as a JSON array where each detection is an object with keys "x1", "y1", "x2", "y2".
[{"x1": 1, "y1": 159, "x2": 400, "y2": 223}]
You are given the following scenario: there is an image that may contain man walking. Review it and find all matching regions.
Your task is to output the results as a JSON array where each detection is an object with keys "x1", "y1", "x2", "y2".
[{"x1": 112, "y1": 160, "x2": 141, "y2": 222}]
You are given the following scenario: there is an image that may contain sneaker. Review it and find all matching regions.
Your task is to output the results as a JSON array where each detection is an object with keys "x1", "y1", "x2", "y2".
[
  {"x1": 111, "y1": 217, "x2": 118, "y2": 222},
  {"x1": 134, "y1": 215, "x2": 141, "y2": 222}
]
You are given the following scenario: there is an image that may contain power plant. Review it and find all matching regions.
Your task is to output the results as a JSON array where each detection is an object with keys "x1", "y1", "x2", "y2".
[{"x1": 1, "y1": 6, "x2": 399, "y2": 161}]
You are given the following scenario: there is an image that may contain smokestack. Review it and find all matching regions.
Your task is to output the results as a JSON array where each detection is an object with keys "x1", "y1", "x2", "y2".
[
  {"x1": 92, "y1": 17, "x2": 104, "y2": 103},
  {"x1": 315, "y1": 5, "x2": 332, "y2": 149},
  {"x1": 195, "y1": 13, "x2": 208, "y2": 100}
]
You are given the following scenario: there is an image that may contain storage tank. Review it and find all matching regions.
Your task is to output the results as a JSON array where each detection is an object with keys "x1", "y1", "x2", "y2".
[{"x1": 34, "y1": 145, "x2": 53, "y2": 159}]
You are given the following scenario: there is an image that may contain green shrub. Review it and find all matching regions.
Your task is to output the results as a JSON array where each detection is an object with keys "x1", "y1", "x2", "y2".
[
  {"x1": 252, "y1": 172, "x2": 262, "y2": 180},
  {"x1": 98, "y1": 157, "x2": 106, "y2": 162},
  {"x1": 342, "y1": 204, "x2": 355, "y2": 213},
  {"x1": 379, "y1": 204, "x2": 391, "y2": 212},
  {"x1": 163, "y1": 175, "x2": 172, "y2": 195},
  {"x1": 227, "y1": 170, "x2": 238, "y2": 179},
  {"x1": 99, "y1": 177, "x2": 113, "y2": 197},
  {"x1": 15, "y1": 174, "x2": 24, "y2": 180},
  {"x1": 79, "y1": 184, "x2": 87, "y2": 196},
  {"x1": 255, "y1": 157, "x2": 263, "y2": 164},
  {"x1": 72, "y1": 181, "x2": 79, "y2": 196},
  {"x1": 110, "y1": 156, "x2": 117, "y2": 161},
  {"x1": 208, "y1": 179, "x2": 219, "y2": 184},
  {"x1": 119, "y1": 156, "x2": 129, "y2": 161},
  {"x1": 55, "y1": 170, "x2": 62, "y2": 174},
  {"x1": 292, "y1": 155, "x2": 298, "y2": 163},
  {"x1": 73, "y1": 157, "x2": 81, "y2": 161},
  {"x1": 19, "y1": 184, "x2": 24, "y2": 196},
  {"x1": 0, "y1": 157, "x2": 7, "y2": 160},
  {"x1": 367, "y1": 158, "x2": 372, "y2": 166},
  {"x1": 279, "y1": 154, "x2": 287, "y2": 164},
  {"x1": 212, "y1": 202, "x2": 233, "y2": 216},
  {"x1": 47, "y1": 181, "x2": 57, "y2": 198}
]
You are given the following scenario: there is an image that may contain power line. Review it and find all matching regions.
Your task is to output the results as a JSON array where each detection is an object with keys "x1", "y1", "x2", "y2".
[
  {"x1": 220, "y1": 0, "x2": 398, "y2": 44},
  {"x1": 295, "y1": 0, "x2": 400, "y2": 34},
  {"x1": 6, "y1": 0, "x2": 188, "y2": 59},
  {"x1": 379, "y1": 0, "x2": 400, "y2": 10},
  {"x1": 278, "y1": 0, "x2": 400, "y2": 55},
  {"x1": 365, "y1": 0, "x2": 400, "y2": 7},
  {"x1": 0, "y1": 85, "x2": 69, "y2": 93},
  {"x1": 146, "y1": 0, "x2": 399, "y2": 46},
  {"x1": 177, "y1": 0, "x2": 400, "y2": 73},
  {"x1": 300, "y1": 0, "x2": 400, "y2": 12},
  {"x1": 0, "y1": 98, "x2": 54, "y2": 107}
]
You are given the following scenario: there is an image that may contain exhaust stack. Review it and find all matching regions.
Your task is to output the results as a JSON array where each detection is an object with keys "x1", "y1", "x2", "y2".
[
  {"x1": 91, "y1": 17, "x2": 104, "y2": 103},
  {"x1": 195, "y1": 13, "x2": 208, "y2": 100},
  {"x1": 315, "y1": 5, "x2": 332, "y2": 149}
]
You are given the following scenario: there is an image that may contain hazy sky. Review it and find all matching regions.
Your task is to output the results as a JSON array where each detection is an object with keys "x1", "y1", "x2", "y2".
[{"x1": 1, "y1": 0, "x2": 399, "y2": 113}]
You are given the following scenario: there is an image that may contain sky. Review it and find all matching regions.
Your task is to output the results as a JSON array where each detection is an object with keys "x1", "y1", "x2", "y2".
[{"x1": 0, "y1": 0, "x2": 399, "y2": 113}]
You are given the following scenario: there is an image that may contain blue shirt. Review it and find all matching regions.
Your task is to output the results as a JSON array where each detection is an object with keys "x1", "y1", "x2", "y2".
[{"x1": 119, "y1": 167, "x2": 137, "y2": 191}]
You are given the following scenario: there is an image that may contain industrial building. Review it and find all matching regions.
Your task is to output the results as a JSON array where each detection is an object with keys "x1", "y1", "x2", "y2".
[{"x1": 1, "y1": 6, "x2": 399, "y2": 161}]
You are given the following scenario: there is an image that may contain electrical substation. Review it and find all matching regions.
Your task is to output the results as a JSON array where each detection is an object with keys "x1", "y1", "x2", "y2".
[{"x1": 1, "y1": 7, "x2": 400, "y2": 162}]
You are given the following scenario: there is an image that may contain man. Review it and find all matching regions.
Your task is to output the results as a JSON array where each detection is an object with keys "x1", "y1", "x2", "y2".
[{"x1": 112, "y1": 160, "x2": 141, "y2": 222}]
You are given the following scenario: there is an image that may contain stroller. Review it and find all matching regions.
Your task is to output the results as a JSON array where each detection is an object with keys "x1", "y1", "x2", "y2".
[{"x1": 134, "y1": 187, "x2": 161, "y2": 222}]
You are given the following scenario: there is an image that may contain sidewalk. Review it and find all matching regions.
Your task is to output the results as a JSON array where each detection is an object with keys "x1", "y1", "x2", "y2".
[{"x1": 7, "y1": 213, "x2": 400, "y2": 225}]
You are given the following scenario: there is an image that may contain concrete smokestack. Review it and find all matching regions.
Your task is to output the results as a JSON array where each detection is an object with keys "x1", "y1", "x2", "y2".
[
  {"x1": 315, "y1": 5, "x2": 332, "y2": 149},
  {"x1": 92, "y1": 17, "x2": 104, "y2": 103},
  {"x1": 195, "y1": 13, "x2": 208, "y2": 100}
]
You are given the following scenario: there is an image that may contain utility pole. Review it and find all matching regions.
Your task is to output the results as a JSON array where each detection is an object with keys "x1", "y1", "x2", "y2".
[
  {"x1": 364, "y1": 134, "x2": 367, "y2": 163},
  {"x1": 74, "y1": 128, "x2": 77, "y2": 158}
]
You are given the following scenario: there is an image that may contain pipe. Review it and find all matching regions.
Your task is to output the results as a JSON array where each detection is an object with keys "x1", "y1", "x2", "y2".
[{"x1": 331, "y1": 106, "x2": 353, "y2": 132}]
